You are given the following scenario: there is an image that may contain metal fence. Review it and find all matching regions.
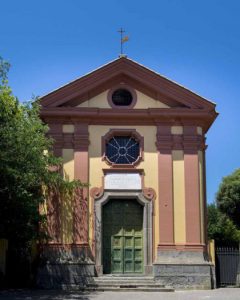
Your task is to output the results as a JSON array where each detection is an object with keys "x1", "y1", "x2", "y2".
[{"x1": 215, "y1": 245, "x2": 240, "y2": 287}]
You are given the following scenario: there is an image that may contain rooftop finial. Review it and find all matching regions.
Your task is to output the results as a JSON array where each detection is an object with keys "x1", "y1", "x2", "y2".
[{"x1": 118, "y1": 28, "x2": 129, "y2": 58}]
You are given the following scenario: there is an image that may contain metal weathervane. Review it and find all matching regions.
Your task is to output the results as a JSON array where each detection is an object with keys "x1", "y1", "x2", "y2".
[{"x1": 118, "y1": 28, "x2": 129, "y2": 57}]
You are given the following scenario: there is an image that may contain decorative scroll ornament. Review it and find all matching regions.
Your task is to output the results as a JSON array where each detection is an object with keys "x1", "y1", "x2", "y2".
[
  {"x1": 143, "y1": 188, "x2": 156, "y2": 201},
  {"x1": 90, "y1": 187, "x2": 104, "y2": 200}
]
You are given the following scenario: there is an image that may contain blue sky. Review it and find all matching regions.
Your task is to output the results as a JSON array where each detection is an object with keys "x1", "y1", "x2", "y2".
[{"x1": 1, "y1": 0, "x2": 240, "y2": 203}]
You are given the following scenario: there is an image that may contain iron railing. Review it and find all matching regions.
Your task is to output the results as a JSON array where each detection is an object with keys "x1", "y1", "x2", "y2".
[{"x1": 215, "y1": 245, "x2": 240, "y2": 287}]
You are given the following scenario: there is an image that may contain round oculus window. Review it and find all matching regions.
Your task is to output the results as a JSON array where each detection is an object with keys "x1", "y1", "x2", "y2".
[
  {"x1": 106, "y1": 136, "x2": 140, "y2": 164},
  {"x1": 112, "y1": 89, "x2": 133, "y2": 106}
]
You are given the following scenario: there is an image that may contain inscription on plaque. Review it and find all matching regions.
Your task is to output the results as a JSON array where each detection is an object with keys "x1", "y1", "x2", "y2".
[{"x1": 105, "y1": 173, "x2": 141, "y2": 190}]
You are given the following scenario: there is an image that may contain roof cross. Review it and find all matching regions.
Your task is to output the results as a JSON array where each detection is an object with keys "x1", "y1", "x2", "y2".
[{"x1": 118, "y1": 28, "x2": 129, "y2": 57}]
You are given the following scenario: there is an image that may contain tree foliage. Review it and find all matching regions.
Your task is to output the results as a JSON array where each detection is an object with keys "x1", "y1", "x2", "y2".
[
  {"x1": 0, "y1": 57, "x2": 84, "y2": 247},
  {"x1": 0, "y1": 57, "x2": 87, "y2": 286},
  {"x1": 216, "y1": 169, "x2": 240, "y2": 229},
  {"x1": 207, "y1": 203, "x2": 240, "y2": 244}
]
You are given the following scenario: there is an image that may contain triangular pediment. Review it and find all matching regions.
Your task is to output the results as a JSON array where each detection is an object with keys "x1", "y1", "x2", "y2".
[
  {"x1": 40, "y1": 57, "x2": 216, "y2": 111},
  {"x1": 75, "y1": 89, "x2": 171, "y2": 109}
]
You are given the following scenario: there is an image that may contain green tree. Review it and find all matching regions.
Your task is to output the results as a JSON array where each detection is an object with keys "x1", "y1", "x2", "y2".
[
  {"x1": 207, "y1": 203, "x2": 240, "y2": 244},
  {"x1": 216, "y1": 169, "x2": 240, "y2": 229},
  {"x1": 0, "y1": 57, "x2": 55, "y2": 245},
  {"x1": 0, "y1": 57, "x2": 10, "y2": 81},
  {"x1": 0, "y1": 57, "x2": 84, "y2": 286}
]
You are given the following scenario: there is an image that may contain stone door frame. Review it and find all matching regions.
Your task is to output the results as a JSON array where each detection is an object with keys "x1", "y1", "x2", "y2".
[{"x1": 94, "y1": 190, "x2": 153, "y2": 275}]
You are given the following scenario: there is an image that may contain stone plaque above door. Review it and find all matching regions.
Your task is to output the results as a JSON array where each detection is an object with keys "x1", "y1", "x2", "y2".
[{"x1": 104, "y1": 172, "x2": 141, "y2": 190}]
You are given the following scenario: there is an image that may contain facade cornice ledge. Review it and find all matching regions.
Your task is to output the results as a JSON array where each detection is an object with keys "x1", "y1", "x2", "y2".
[
  {"x1": 40, "y1": 108, "x2": 216, "y2": 119},
  {"x1": 41, "y1": 107, "x2": 217, "y2": 132}
]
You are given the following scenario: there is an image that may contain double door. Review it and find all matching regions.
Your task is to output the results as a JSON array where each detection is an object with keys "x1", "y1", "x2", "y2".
[{"x1": 103, "y1": 199, "x2": 143, "y2": 274}]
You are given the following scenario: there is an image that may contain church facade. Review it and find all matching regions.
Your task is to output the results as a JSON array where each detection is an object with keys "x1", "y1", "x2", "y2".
[{"x1": 39, "y1": 57, "x2": 218, "y2": 288}]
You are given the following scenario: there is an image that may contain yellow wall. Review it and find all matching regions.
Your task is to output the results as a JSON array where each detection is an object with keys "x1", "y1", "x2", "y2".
[
  {"x1": 88, "y1": 125, "x2": 159, "y2": 252},
  {"x1": 197, "y1": 126, "x2": 203, "y2": 135},
  {"x1": 57, "y1": 123, "x2": 204, "y2": 250},
  {"x1": 77, "y1": 91, "x2": 111, "y2": 108},
  {"x1": 171, "y1": 126, "x2": 183, "y2": 134},
  {"x1": 62, "y1": 149, "x2": 74, "y2": 243},
  {"x1": 172, "y1": 150, "x2": 186, "y2": 244},
  {"x1": 63, "y1": 124, "x2": 74, "y2": 133},
  {"x1": 134, "y1": 91, "x2": 170, "y2": 108},
  {"x1": 77, "y1": 89, "x2": 170, "y2": 109}
]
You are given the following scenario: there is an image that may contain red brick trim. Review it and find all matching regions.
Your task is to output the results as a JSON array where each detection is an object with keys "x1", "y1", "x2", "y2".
[
  {"x1": 62, "y1": 133, "x2": 73, "y2": 148},
  {"x1": 203, "y1": 150, "x2": 208, "y2": 245},
  {"x1": 74, "y1": 123, "x2": 89, "y2": 151},
  {"x1": 156, "y1": 125, "x2": 206, "y2": 151},
  {"x1": 184, "y1": 150, "x2": 201, "y2": 244},
  {"x1": 47, "y1": 123, "x2": 63, "y2": 152},
  {"x1": 157, "y1": 126, "x2": 174, "y2": 245},
  {"x1": 158, "y1": 150, "x2": 174, "y2": 244},
  {"x1": 46, "y1": 190, "x2": 62, "y2": 244},
  {"x1": 41, "y1": 107, "x2": 217, "y2": 133}
]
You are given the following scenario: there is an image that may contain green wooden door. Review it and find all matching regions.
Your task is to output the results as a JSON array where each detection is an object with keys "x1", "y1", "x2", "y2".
[{"x1": 103, "y1": 199, "x2": 143, "y2": 274}]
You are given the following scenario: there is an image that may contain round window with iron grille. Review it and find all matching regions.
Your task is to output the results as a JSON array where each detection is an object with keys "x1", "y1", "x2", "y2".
[{"x1": 106, "y1": 136, "x2": 140, "y2": 164}]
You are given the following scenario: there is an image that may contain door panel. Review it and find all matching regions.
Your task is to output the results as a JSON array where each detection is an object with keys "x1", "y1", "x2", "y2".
[{"x1": 102, "y1": 199, "x2": 143, "y2": 274}]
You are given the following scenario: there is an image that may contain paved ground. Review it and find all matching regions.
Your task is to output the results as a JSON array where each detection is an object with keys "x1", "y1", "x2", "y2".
[{"x1": 0, "y1": 288, "x2": 239, "y2": 300}]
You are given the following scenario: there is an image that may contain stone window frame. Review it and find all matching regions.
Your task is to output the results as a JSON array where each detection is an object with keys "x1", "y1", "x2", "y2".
[{"x1": 102, "y1": 129, "x2": 144, "y2": 168}]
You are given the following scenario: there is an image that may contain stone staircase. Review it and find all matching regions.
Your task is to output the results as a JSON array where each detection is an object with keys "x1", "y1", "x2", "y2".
[{"x1": 85, "y1": 276, "x2": 174, "y2": 292}]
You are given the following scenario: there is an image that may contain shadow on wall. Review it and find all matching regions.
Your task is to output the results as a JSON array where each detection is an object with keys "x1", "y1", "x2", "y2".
[
  {"x1": 36, "y1": 186, "x2": 95, "y2": 289},
  {"x1": 46, "y1": 184, "x2": 89, "y2": 246}
]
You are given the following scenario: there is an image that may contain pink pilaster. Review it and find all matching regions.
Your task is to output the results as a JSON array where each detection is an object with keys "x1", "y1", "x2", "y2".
[
  {"x1": 156, "y1": 126, "x2": 174, "y2": 246},
  {"x1": 184, "y1": 126, "x2": 201, "y2": 244}
]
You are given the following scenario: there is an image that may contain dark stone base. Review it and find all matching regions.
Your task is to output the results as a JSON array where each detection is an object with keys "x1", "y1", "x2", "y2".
[
  {"x1": 153, "y1": 263, "x2": 214, "y2": 289},
  {"x1": 37, "y1": 263, "x2": 95, "y2": 289},
  {"x1": 36, "y1": 244, "x2": 95, "y2": 289},
  {"x1": 37, "y1": 245, "x2": 216, "y2": 289},
  {"x1": 153, "y1": 249, "x2": 215, "y2": 289}
]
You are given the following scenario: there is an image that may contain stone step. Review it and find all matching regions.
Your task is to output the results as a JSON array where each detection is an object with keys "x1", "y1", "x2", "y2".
[
  {"x1": 88, "y1": 283, "x2": 165, "y2": 287},
  {"x1": 94, "y1": 276, "x2": 154, "y2": 281},
  {"x1": 84, "y1": 287, "x2": 174, "y2": 292},
  {"x1": 87, "y1": 276, "x2": 174, "y2": 292},
  {"x1": 94, "y1": 278, "x2": 158, "y2": 285},
  {"x1": 94, "y1": 279, "x2": 157, "y2": 284}
]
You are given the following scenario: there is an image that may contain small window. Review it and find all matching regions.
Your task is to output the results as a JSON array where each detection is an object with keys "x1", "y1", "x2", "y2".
[
  {"x1": 107, "y1": 86, "x2": 137, "y2": 108},
  {"x1": 102, "y1": 129, "x2": 143, "y2": 167},
  {"x1": 112, "y1": 89, "x2": 133, "y2": 106},
  {"x1": 106, "y1": 136, "x2": 140, "y2": 164}
]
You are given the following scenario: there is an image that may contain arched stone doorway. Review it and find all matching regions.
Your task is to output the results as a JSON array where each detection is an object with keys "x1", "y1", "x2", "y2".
[{"x1": 94, "y1": 191, "x2": 153, "y2": 275}]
